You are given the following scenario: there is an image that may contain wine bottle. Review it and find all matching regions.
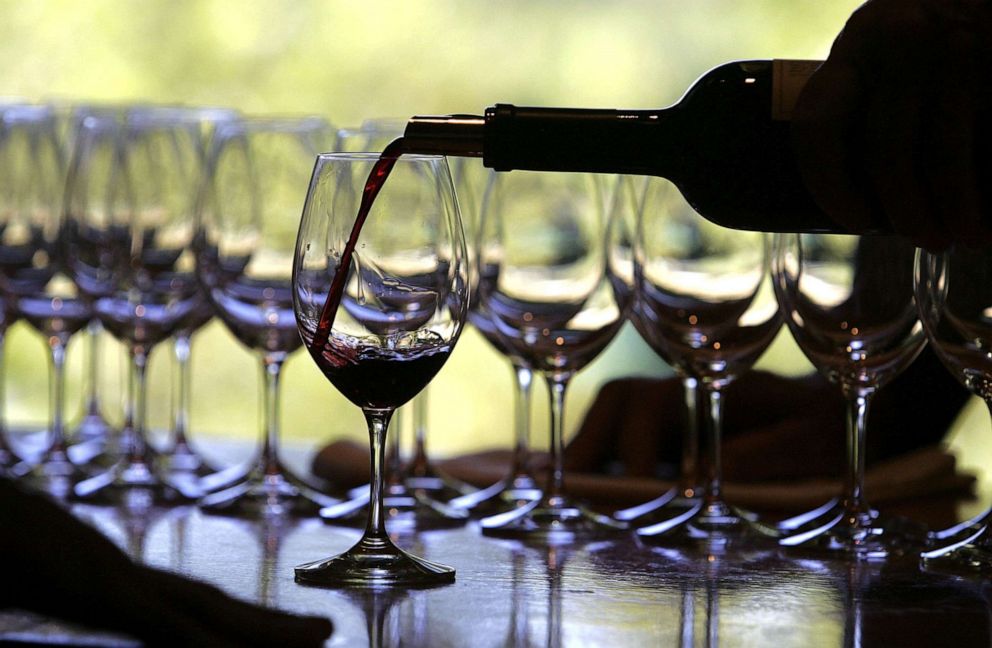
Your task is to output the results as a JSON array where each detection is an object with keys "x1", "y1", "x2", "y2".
[{"x1": 401, "y1": 59, "x2": 882, "y2": 234}]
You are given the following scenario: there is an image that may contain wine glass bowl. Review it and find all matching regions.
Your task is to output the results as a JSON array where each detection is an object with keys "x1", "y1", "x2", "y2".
[
  {"x1": 773, "y1": 233, "x2": 927, "y2": 558},
  {"x1": 293, "y1": 151, "x2": 469, "y2": 586}
]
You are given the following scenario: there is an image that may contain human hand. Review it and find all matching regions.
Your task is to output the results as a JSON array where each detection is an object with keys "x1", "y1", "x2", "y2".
[
  {"x1": 793, "y1": 0, "x2": 992, "y2": 249},
  {"x1": 0, "y1": 479, "x2": 333, "y2": 648}
]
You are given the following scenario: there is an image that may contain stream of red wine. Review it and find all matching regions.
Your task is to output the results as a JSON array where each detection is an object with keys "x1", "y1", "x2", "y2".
[{"x1": 311, "y1": 138, "x2": 407, "y2": 352}]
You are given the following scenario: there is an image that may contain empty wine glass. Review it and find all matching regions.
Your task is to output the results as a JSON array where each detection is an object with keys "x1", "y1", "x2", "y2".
[
  {"x1": 607, "y1": 175, "x2": 704, "y2": 525},
  {"x1": 916, "y1": 246, "x2": 992, "y2": 570},
  {"x1": 293, "y1": 151, "x2": 469, "y2": 586},
  {"x1": 475, "y1": 170, "x2": 629, "y2": 542},
  {"x1": 194, "y1": 116, "x2": 338, "y2": 517},
  {"x1": 773, "y1": 233, "x2": 927, "y2": 558},
  {"x1": 159, "y1": 106, "x2": 239, "y2": 480},
  {"x1": 0, "y1": 102, "x2": 24, "y2": 476},
  {"x1": 57, "y1": 105, "x2": 123, "y2": 449},
  {"x1": 67, "y1": 108, "x2": 205, "y2": 503},
  {"x1": 448, "y1": 161, "x2": 543, "y2": 515},
  {"x1": 0, "y1": 104, "x2": 91, "y2": 498},
  {"x1": 633, "y1": 178, "x2": 781, "y2": 547}
]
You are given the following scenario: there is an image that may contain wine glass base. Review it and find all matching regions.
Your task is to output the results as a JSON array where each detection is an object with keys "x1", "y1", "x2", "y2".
[
  {"x1": 295, "y1": 539, "x2": 455, "y2": 588},
  {"x1": 448, "y1": 475, "x2": 542, "y2": 517},
  {"x1": 922, "y1": 523, "x2": 992, "y2": 575},
  {"x1": 776, "y1": 497, "x2": 842, "y2": 532},
  {"x1": 73, "y1": 459, "x2": 195, "y2": 507},
  {"x1": 321, "y1": 488, "x2": 469, "y2": 532},
  {"x1": 613, "y1": 487, "x2": 702, "y2": 524},
  {"x1": 404, "y1": 460, "x2": 475, "y2": 502},
  {"x1": 71, "y1": 429, "x2": 161, "y2": 472},
  {"x1": 481, "y1": 497, "x2": 628, "y2": 543},
  {"x1": 636, "y1": 501, "x2": 780, "y2": 549},
  {"x1": 20, "y1": 456, "x2": 91, "y2": 500},
  {"x1": 71, "y1": 412, "x2": 115, "y2": 444},
  {"x1": 928, "y1": 506, "x2": 992, "y2": 545},
  {"x1": 199, "y1": 466, "x2": 339, "y2": 518},
  {"x1": 156, "y1": 441, "x2": 218, "y2": 479},
  {"x1": 778, "y1": 500, "x2": 928, "y2": 559}
]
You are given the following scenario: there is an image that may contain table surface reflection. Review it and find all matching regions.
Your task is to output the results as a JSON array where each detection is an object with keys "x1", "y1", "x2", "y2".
[{"x1": 2, "y1": 500, "x2": 990, "y2": 647}]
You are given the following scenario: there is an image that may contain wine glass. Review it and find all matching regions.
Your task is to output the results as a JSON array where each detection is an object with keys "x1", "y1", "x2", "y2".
[
  {"x1": 194, "y1": 115, "x2": 339, "y2": 516},
  {"x1": 0, "y1": 104, "x2": 91, "y2": 497},
  {"x1": 66, "y1": 108, "x2": 205, "y2": 503},
  {"x1": 607, "y1": 175, "x2": 704, "y2": 524},
  {"x1": 159, "y1": 106, "x2": 239, "y2": 479},
  {"x1": 475, "y1": 169, "x2": 629, "y2": 542},
  {"x1": 447, "y1": 161, "x2": 544, "y2": 515},
  {"x1": 633, "y1": 178, "x2": 781, "y2": 547},
  {"x1": 773, "y1": 233, "x2": 927, "y2": 558},
  {"x1": 916, "y1": 246, "x2": 992, "y2": 570},
  {"x1": 57, "y1": 104, "x2": 123, "y2": 450},
  {"x1": 293, "y1": 152, "x2": 469, "y2": 586},
  {"x1": 0, "y1": 101, "x2": 24, "y2": 476}
]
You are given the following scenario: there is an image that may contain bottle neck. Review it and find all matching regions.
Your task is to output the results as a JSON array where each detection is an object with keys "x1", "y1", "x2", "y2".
[{"x1": 403, "y1": 104, "x2": 675, "y2": 176}]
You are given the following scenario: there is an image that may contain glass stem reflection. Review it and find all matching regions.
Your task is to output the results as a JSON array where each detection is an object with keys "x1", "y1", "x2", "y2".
[
  {"x1": 259, "y1": 353, "x2": 286, "y2": 477},
  {"x1": 843, "y1": 388, "x2": 873, "y2": 519},
  {"x1": 544, "y1": 376, "x2": 570, "y2": 507},
  {"x1": 364, "y1": 409, "x2": 393, "y2": 541}
]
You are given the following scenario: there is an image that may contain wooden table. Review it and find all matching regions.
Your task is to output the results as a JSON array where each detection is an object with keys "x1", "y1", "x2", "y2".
[{"x1": 2, "y1": 499, "x2": 990, "y2": 647}]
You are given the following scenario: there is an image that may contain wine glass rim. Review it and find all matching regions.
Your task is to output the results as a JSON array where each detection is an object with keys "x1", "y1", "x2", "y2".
[
  {"x1": 223, "y1": 114, "x2": 331, "y2": 133},
  {"x1": 1, "y1": 102, "x2": 56, "y2": 124},
  {"x1": 316, "y1": 151, "x2": 444, "y2": 162}
]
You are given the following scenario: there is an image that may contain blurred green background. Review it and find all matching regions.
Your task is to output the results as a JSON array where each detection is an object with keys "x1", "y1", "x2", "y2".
[{"x1": 9, "y1": 0, "x2": 984, "y2": 487}]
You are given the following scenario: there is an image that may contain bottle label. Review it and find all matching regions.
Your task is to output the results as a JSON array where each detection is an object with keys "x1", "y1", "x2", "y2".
[{"x1": 772, "y1": 59, "x2": 820, "y2": 121}]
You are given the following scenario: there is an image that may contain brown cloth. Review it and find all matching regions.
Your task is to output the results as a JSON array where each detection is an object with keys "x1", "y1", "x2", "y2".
[{"x1": 312, "y1": 441, "x2": 973, "y2": 513}]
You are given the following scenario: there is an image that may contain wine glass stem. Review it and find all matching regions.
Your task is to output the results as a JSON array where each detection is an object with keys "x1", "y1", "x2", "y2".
[
  {"x1": 364, "y1": 408, "x2": 394, "y2": 541},
  {"x1": 386, "y1": 408, "x2": 403, "y2": 486},
  {"x1": 44, "y1": 337, "x2": 69, "y2": 459},
  {"x1": 509, "y1": 361, "x2": 534, "y2": 480},
  {"x1": 843, "y1": 389, "x2": 873, "y2": 516},
  {"x1": 172, "y1": 332, "x2": 193, "y2": 449},
  {"x1": 544, "y1": 376, "x2": 570, "y2": 505},
  {"x1": 409, "y1": 388, "x2": 429, "y2": 477},
  {"x1": 679, "y1": 376, "x2": 700, "y2": 496},
  {"x1": 259, "y1": 353, "x2": 286, "y2": 476},
  {"x1": 125, "y1": 347, "x2": 150, "y2": 464},
  {"x1": 0, "y1": 325, "x2": 10, "y2": 458},
  {"x1": 703, "y1": 384, "x2": 725, "y2": 506},
  {"x1": 84, "y1": 319, "x2": 102, "y2": 418}
]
